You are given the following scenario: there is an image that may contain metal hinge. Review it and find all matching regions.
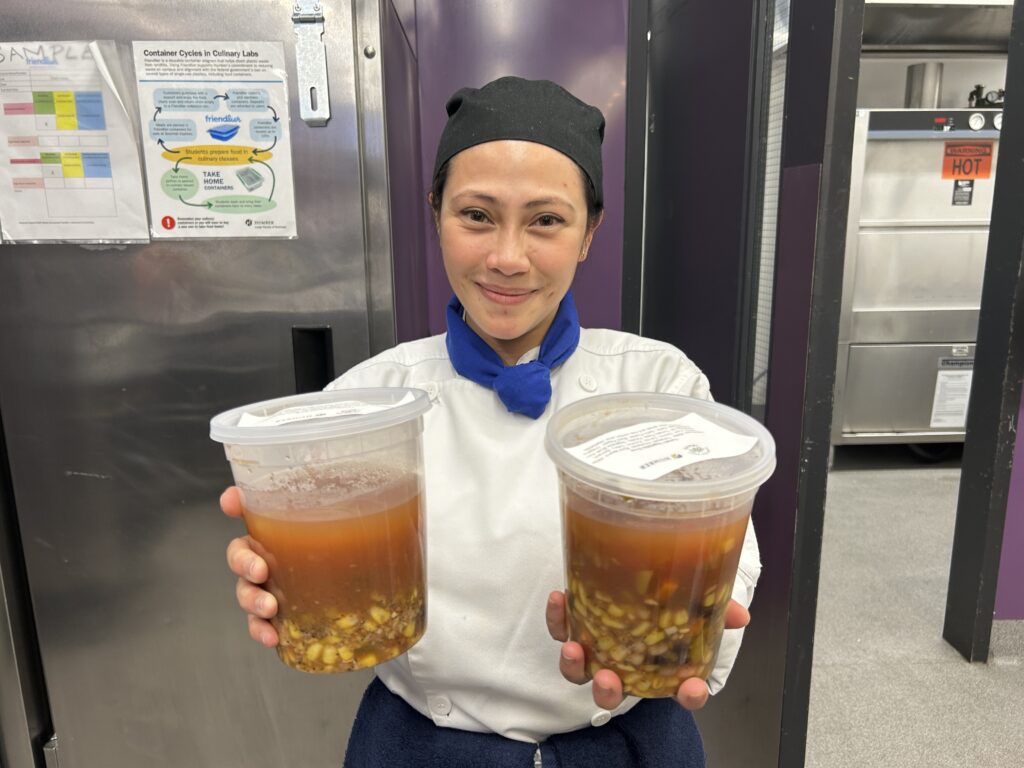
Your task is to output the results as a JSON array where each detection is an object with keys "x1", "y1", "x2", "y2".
[
  {"x1": 42, "y1": 734, "x2": 60, "y2": 768},
  {"x1": 292, "y1": 0, "x2": 332, "y2": 126}
]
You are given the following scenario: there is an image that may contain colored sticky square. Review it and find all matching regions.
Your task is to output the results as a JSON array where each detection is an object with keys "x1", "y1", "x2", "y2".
[
  {"x1": 39, "y1": 152, "x2": 63, "y2": 164},
  {"x1": 81, "y1": 152, "x2": 112, "y2": 178},
  {"x1": 32, "y1": 91, "x2": 56, "y2": 114},
  {"x1": 74, "y1": 91, "x2": 106, "y2": 130},
  {"x1": 53, "y1": 92, "x2": 76, "y2": 116},
  {"x1": 60, "y1": 152, "x2": 85, "y2": 178},
  {"x1": 56, "y1": 116, "x2": 78, "y2": 130}
]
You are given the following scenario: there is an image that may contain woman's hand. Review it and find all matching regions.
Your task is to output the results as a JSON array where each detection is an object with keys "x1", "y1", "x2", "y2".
[
  {"x1": 222, "y1": 486, "x2": 279, "y2": 647},
  {"x1": 545, "y1": 590, "x2": 751, "y2": 711}
]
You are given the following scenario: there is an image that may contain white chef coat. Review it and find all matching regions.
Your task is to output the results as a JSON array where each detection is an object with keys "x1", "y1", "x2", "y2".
[{"x1": 326, "y1": 328, "x2": 762, "y2": 743}]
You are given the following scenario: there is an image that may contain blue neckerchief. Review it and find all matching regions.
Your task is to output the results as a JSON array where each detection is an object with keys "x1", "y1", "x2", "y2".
[{"x1": 445, "y1": 291, "x2": 580, "y2": 419}]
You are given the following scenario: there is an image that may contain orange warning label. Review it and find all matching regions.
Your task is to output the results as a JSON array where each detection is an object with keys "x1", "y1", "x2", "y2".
[{"x1": 942, "y1": 142, "x2": 993, "y2": 180}]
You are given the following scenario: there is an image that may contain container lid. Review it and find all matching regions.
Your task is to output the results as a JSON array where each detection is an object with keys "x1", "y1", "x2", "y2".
[
  {"x1": 545, "y1": 392, "x2": 775, "y2": 502},
  {"x1": 210, "y1": 387, "x2": 431, "y2": 446}
]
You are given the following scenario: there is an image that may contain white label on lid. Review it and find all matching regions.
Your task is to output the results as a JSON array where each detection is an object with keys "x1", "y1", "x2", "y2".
[
  {"x1": 237, "y1": 392, "x2": 416, "y2": 427},
  {"x1": 566, "y1": 413, "x2": 758, "y2": 481}
]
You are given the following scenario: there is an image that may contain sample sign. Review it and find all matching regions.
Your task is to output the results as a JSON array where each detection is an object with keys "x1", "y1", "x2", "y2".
[
  {"x1": 0, "y1": 41, "x2": 149, "y2": 242},
  {"x1": 941, "y1": 142, "x2": 993, "y2": 180},
  {"x1": 133, "y1": 42, "x2": 296, "y2": 238}
]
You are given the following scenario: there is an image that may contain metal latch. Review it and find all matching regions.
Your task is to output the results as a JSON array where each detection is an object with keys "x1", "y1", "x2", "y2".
[
  {"x1": 292, "y1": 0, "x2": 331, "y2": 126},
  {"x1": 43, "y1": 735, "x2": 60, "y2": 768}
]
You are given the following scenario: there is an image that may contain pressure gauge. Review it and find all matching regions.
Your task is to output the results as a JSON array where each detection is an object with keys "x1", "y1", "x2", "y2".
[
  {"x1": 993, "y1": 113, "x2": 1002, "y2": 131},
  {"x1": 968, "y1": 112, "x2": 986, "y2": 131}
]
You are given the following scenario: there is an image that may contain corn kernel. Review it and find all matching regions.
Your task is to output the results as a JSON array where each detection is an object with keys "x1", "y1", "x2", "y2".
[
  {"x1": 674, "y1": 609, "x2": 690, "y2": 626},
  {"x1": 335, "y1": 614, "x2": 359, "y2": 630},
  {"x1": 610, "y1": 645, "x2": 628, "y2": 662},
  {"x1": 634, "y1": 570, "x2": 654, "y2": 595},
  {"x1": 363, "y1": 620, "x2": 379, "y2": 632},
  {"x1": 630, "y1": 621, "x2": 652, "y2": 638},
  {"x1": 597, "y1": 635, "x2": 615, "y2": 652},
  {"x1": 644, "y1": 630, "x2": 666, "y2": 646},
  {"x1": 339, "y1": 646, "x2": 354, "y2": 662},
  {"x1": 356, "y1": 652, "x2": 378, "y2": 668},
  {"x1": 369, "y1": 606, "x2": 391, "y2": 625},
  {"x1": 305, "y1": 643, "x2": 323, "y2": 662},
  {"x1": 402, "y1": 622, "x2": 417, "y2": 638},
  {"x1": 322, "y1": 646, "x2": 338, "y2": 666},
  {"x1": 600, "y1": 615, "x2": 626, "y2": 629},
  {"x1": 658, "y1": 610, "x2": 673, "y2": 629},
  {"x1": 606, "y1": 603, "x2": 625, "y2": 618}
]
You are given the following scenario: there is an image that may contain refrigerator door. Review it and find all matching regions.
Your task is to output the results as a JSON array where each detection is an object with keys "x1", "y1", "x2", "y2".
[{"x1": 0, "y1": 1, "x2": 397, "y2": 766}]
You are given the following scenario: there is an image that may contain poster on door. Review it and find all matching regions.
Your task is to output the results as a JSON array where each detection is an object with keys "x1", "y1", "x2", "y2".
[
  {"x1": 132, "y1": 41, "x2": 297, "y2": 238},
  {"x1": 0, "y1": 41, "x2": 149, "y2": 242}
]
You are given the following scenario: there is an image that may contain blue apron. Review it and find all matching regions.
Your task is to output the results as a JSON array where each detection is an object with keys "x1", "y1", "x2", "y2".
[{"x1": 343, "y1": 678, "x2": 705, "y2": 768}]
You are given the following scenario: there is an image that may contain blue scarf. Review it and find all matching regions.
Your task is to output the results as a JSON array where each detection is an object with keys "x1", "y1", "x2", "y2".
[{"x1": 445, "y1": 291, "x2": 580, "y2": 419}]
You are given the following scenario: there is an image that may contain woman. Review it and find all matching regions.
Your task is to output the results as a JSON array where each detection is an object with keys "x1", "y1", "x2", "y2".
[{"x1": 223, "y1": 77, "x2": 760, "y2": 767}]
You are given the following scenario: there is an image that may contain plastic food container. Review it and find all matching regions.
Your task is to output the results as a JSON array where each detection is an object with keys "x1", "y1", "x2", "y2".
[
  {"x1": 545, "y1": 393, "x2": 775, "y2": 697},
  {"x1": 210, "y1": 388, "x2": 430, "y2": 674}
]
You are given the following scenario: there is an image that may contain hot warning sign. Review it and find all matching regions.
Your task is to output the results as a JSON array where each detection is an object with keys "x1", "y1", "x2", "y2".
[{"x1": 942, "y1": 142, "x2": 993, "y2": 180}]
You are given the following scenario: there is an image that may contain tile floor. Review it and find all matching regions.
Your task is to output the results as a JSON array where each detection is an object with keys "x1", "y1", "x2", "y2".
[{"x1": 805, "y1": 445, "x2": 1023, "y2": 767}]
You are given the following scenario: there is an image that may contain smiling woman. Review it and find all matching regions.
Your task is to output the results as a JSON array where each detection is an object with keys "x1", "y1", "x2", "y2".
[
  {"x1": 436, "y1": 140, "x2": 601, "y2": 365},
  {"x1": 221, "y1": 76, "x2": 761, "y2": 768}
]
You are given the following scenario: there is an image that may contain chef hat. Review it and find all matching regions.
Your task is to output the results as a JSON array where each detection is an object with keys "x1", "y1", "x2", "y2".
[{"x1": 432, "y1": 76, "x2": 606, "y2": 206}]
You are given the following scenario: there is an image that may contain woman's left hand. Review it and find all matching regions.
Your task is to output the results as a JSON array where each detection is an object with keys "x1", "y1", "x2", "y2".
[{"x1": 545, "y1": 590, "x2": 751, "y2": 711}]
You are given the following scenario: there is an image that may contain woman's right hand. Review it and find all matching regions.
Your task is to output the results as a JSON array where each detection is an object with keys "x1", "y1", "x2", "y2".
[{"x1": 222, "y1": 486, "x2": 279, "y2": 647}]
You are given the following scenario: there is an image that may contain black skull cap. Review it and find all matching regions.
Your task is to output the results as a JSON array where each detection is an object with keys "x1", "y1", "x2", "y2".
[{"x1": 433, "y1": 76, "x2": 606, "y2": 207}]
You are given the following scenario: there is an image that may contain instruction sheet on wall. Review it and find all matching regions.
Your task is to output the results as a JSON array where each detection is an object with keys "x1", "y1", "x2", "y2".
[
  {"x1": 0, "y1": 41, "x2": 149, "y2": 242},
  {"x1": 132, "y1": 41, "x2": 297, "y2": 238}
]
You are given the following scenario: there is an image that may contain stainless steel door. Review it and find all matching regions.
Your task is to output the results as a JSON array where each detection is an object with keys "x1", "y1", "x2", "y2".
[{"x1": 0, "y1": 2, "x2": 394, "y2": 766}]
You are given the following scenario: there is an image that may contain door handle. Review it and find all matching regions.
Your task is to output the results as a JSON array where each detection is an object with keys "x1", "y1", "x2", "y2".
[{"x1": 292, "y1": 326, "x2": 335, "y2": 393}]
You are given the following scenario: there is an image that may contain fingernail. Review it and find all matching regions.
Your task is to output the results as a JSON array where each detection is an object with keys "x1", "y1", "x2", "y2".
[
  {"x1": 247, "y1": 559, "x2": 259, "y2": 578},
  {"x1": 561, "y1": 651, "x2": 573, "y2": 662},
  {"x1": 256, "y1": 596, "x2": 267, "y2": 613}
]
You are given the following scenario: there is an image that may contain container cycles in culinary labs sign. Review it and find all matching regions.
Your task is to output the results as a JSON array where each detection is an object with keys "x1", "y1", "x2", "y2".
[{"x1": 133, "y1": 42, "x2": 297, "y2": 238}]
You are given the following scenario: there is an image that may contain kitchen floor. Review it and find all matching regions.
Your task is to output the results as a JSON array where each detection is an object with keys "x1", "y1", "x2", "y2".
[{"x1": 805, "y1": 445, "x2": 1023, "y2": 767}]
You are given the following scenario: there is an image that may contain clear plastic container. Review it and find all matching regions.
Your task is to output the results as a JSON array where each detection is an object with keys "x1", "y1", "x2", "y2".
[
  {"x1": 210, "y1": 388, "x2": 430, "y2": 674},
  {"x1": 545, "y1": 393, "x2": 775, "y2": 697}
]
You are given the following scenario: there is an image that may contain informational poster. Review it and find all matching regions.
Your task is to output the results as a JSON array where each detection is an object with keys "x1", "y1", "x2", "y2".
[
  {"x1": 0, "y1": 41, "x2": 149, "y2": 242},
  {"x1": 930, "y1": 367, "x2": 974, "y2": 429},
  {"x1": 132, "y1": 42, "x2": 296, "y2": 238}
]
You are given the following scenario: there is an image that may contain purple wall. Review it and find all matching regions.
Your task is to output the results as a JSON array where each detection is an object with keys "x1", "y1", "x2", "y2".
[
  {"x1": 414, "y1": 0, "x2": 628, "y2": 335},
  {"x1": 995, "y1": 385, "x2": 1024, "y2": 618}
]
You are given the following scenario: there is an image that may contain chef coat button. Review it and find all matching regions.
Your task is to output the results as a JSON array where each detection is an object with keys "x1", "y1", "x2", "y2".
[
  {"x1": 590, "y1": 710, "x2": 611, "y2": 727},
  {"x1": 429, "y1": 695, "x2": 452, "y2": 716},
  {"x1": 578, "y1": 374, "x2": 598, "y2": 392},
  {"x1": 423, "y1": 382, "x2": 439, "y2": 401}
]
